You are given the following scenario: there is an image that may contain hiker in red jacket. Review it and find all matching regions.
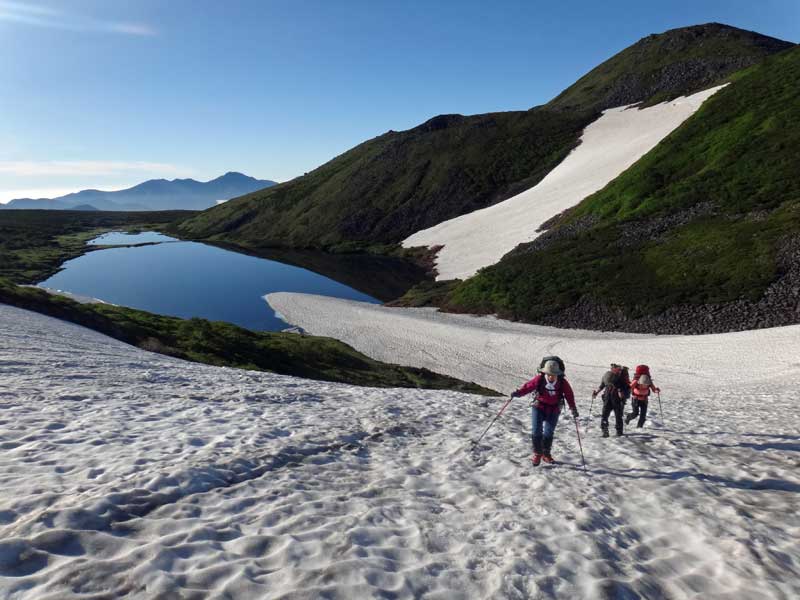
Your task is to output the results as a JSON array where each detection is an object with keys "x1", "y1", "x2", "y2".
[
  {"x1": 511, "y1": 359, "x2": 578, "y2": 466},
  {"x1": 626, "y1": 369, "x2": 660, "y2": 428}
]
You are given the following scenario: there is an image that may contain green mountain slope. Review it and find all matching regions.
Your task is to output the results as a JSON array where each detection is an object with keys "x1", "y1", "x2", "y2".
[
  {"x1": 177, "y1": 110, "x2": 592, "y2": 248},
  {"x1": 177, "y1": 24, "x2": 791, "y2": 252},
  {"x1": 445, "y1": 45, "x2": 800, "y2": 333}
]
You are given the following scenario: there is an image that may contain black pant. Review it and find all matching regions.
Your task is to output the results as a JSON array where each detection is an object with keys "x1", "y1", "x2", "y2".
[
  {"x1": 601, "y1": 394, "x2": 625, "y2": 434},
  {"x1": 627, "y1": 398, "x2": 648, "y2": 427}
]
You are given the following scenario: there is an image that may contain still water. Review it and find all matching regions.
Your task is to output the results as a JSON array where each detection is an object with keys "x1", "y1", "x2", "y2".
[
  {"x1": 39, "y1": 233, "x2": 381, "y2": 331},
  {"x1": 87, "y1": 231, "x2": 178, "y2": 246}
]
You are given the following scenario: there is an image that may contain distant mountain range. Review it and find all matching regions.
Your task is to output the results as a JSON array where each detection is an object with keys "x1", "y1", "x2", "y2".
[{"x1": 1, "y1": 172, "x2": 277, "y2": 211}]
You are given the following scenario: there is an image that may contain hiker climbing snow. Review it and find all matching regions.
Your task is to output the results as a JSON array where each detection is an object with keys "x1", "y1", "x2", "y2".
[
  {"x1": 511, "y1": 357, "x2": 578, "y2": 466},
  {"x1": 593, "y1": 363, "x2": 631, "y2": 437},
  {"x1": 626, "y1": 365, "x2": 661, "y2": 428}
]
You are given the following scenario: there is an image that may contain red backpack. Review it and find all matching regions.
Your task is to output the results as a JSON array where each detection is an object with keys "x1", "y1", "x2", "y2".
[{"x1": 634, "y1": 364, "x2": 650, "y2": 379}]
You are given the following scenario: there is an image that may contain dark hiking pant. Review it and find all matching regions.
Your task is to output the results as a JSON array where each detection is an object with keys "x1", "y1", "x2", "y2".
[
  {"x1": 627, "y1": 398, "x2": 648, "y2": 427},
  {"x1": 601, "y1": 395, "x2": 624, "y2": 435},
  {"x1": 531, "y1": 405, "x2": 560, "y2": 455}
]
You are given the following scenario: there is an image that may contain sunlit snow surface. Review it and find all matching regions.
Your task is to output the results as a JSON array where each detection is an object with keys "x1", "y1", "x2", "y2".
[
  {"x1": 2, "y1": 304, "x2": 799, "y2": 599},
  {"x1": 403, "y1": 86, "x2": 726, "y2": 281}
]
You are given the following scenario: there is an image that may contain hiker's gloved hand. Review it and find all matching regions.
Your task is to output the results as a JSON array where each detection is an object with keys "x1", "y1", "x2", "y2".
[
  {"x1": 655, "y1": 387, "x2": 661, "y2": 393},
  {"x1": 571, "y1": 407, "x2": 579, "y2": 418},
  {"x1": 510, "y1": 390, "x2": 521, "y2": 398},
  {"x1": 591, "y1": 390, "x2": 598, "y2": 399}
]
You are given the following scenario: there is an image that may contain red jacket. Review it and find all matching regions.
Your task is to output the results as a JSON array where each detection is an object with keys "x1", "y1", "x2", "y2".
[{"x1": 515, "y1": 374, "x2": 576, "y2": 413}]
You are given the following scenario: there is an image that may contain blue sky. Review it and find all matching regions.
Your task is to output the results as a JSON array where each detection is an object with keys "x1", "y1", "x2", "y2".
[{"x1": 1, "y1": 0, "x2": 798, "y2": 202}]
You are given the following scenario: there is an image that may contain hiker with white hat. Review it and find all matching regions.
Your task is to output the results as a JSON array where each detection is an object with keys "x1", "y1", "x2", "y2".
[
  {"x1": 626, "y1": 365, "x2": 661, "y2": 428},
  {"x1": 511, "y1": 357, "x2": 578, "y2": 466}
]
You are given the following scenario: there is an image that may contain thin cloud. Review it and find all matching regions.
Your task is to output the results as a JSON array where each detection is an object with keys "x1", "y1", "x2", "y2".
[
  {"x1": 0, "y1": 1, "x2": 156, "y2": 36},
  {"x1": 0, "y1": 161, "x2": 192, "y2": 177}
]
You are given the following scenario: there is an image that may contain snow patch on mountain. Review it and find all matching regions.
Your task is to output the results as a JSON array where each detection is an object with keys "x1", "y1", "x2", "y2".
[{"x1": 402, "y1": 86, "x2": 726, "y2": 281}]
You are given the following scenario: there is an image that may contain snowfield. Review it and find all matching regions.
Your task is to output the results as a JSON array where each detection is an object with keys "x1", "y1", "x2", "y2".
[
  {"x1": 402, "y1": 86, "x2": 725, "y2": 281},
  {"x1": 266, "y1": 293, "x2": 800, "y2": 395},
  {"x1": 2, "y1": 304, "x2": 799, "y2": 599}
]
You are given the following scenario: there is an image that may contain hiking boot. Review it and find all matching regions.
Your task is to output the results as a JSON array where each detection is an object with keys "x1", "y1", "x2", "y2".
[
  {"x1": 542, "y1": 454, "x2": 555, "y2": 464},
  {"x1": 602, "y1": 429, "x2": 609, "y2": 438},
  {"x1": 616, "y1": 430, "x2": 624, "y2": 437},
  {"x1": 625, "y1": 414, "x2": 633, "y2": 425},
  {"x1": 531, "y1": 453, "x2": 542, "y2": 466}
]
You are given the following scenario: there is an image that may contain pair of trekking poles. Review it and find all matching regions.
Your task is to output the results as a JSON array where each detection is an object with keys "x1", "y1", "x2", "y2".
[{"x1": 471, "y1": 396, "x2": 587, "y2": 472}]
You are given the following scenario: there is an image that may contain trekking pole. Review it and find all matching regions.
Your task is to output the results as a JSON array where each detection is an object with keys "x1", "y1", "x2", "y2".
[
  {"x1": 573, "y1": 415, "x2": 587, "y2": 472},
  {"x1": 471, "y1": 395, "x2": 514, "y2": 448},
  {"x1": 657, "y1": 391, "x2": 664, "y2": 423},
  {"x1": 589, "y1": 393, "x2": 595, "y2": 418}
]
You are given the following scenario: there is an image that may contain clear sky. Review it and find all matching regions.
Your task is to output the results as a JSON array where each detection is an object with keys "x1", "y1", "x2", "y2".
[{"x1": 1, "y1": 0, "x2": 798, "y2": 202}]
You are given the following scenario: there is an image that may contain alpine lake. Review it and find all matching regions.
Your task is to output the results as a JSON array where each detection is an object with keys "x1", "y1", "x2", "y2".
[{"x1": 38, "y1": 232, "x2": 427, "y2": 331}]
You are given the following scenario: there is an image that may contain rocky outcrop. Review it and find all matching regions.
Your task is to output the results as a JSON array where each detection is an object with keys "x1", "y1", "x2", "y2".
[{"x1": 548, "y1": 23, "x2": 795, "y2": 113}]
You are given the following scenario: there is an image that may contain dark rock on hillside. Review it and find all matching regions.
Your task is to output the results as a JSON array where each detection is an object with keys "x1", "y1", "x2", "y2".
[
  {"x1": 413, "y1": 114, "x2": 468, "y2": 133},
  {"x1": 516, "y1": 201, "x2": 720, "y2": 259},
  {"x1": 539, "y1": 235, "x2": 800, "y2": 335}
]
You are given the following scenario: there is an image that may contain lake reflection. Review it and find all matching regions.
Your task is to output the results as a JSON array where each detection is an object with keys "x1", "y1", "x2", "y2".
[
  {"x1": 39, "y1": 237, "x2": 381, "y2": 331},
  {"x1": 88, "y1": 231, "x2": 179, "y2": 245}
]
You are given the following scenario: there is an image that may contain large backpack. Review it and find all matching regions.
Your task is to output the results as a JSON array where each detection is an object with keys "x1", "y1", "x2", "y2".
[
  {"x1": 634, "y1": 364, "x2": 650, "y2": 379},
  {"x1": 620, "y1": 366, "x2": 631, "y2": 398}
]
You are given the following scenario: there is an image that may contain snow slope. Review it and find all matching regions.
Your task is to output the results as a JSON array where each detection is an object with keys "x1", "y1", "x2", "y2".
[
  {"x1": 2, "y1": 304, "x2": 799, "y2": 599},
  {"x1": 266, "y1": 292, "x2": 800, "y2": 395},
  {"x1": 402, "y1": 86, "x2": 725, "y2": 281}
]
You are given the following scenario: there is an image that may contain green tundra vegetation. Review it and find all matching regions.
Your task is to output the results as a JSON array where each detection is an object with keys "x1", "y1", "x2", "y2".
[
  {"x1": 445, "y1": 44, "x2": 800, "y2": 320},
  {"x1": 175, "y1": 24, "x2": 791, "y2": 255},
  {"x1": 0, "y1": 280, "x2": 497, "y2": 394}
]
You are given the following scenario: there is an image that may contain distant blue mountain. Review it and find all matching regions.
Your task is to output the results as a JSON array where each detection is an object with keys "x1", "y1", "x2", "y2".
[{"x1": 2, "y1": 172, "x2": 277, "y2": 211}]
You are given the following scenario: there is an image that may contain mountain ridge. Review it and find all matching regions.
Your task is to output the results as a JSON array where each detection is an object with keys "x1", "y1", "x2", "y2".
[{"x1": 2, "y1": 171, "x2": 277, "y2": 212}]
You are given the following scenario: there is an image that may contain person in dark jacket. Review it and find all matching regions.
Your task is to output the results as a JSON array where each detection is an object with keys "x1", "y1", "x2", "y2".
[
  {"x1": 511, "y1": 360, "x2": 578, "y2": 466},
  {"x1": 592, "y1": 363, "x2": 630, "y2": 437}
]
